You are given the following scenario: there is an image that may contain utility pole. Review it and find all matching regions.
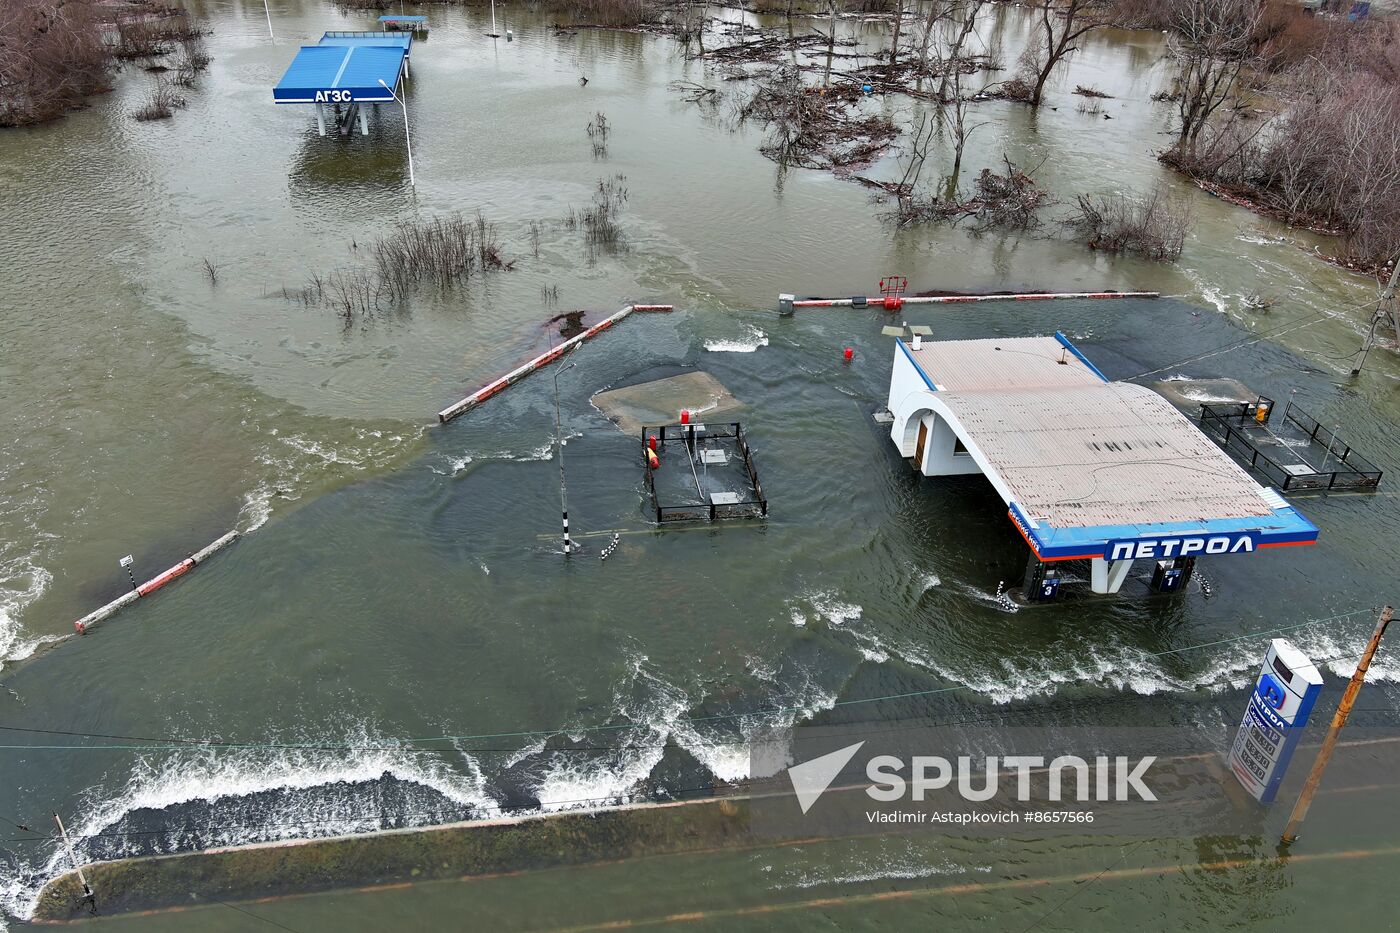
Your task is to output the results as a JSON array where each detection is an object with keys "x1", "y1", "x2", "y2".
[
  {"x1": 1351, "y1": 260, "x2": 1400, "y2": 376},
  {"x1": 1280, "y1": 604, "x2": 1393, "y2": 847},
  {"x1": 53, "y1": 812, "x2": 96, "y2": 914}
]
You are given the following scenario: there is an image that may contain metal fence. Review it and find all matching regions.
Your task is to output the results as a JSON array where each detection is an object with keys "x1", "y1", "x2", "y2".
[
  {"x1": 642, "y1": 423, "x2": 768, "y2": 523},
  {"x1": 1199, "y1": 400, "x2": 1383, "y2": 491}
]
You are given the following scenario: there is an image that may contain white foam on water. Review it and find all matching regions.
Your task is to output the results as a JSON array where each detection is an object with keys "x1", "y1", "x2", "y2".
[
  {"x1": 772, "y1": 856, "x2": 972, "y2": 891},
  {"x1": 242, "y1": 427, "x2": 413, "y2": 528},
  {"x1": 847, "y1": 628, "x2": 891, "y2": 664},
  {"x1": 279, "y1": 433, "x2": 369, "y2": 467},
  {"x1": 808, "y1": 591, "x2": 863, "y2": 626},
  {"x1": 1178, "y1": 388, "x2": 1246, "y2": 404},
  {"x1": 429, "y1": 454, "x2": 472, "y2": 476},
  {"x1": 704, "y1": 325, "x2": 769, "y2": 353},
  {"x1": 533, "y1": 653, "x2": 683, "y2": 811},
  {"x1": 0, "y1": 724, "x2": 496, "y2": 924},
  {"x1": 533, "y1": 654, "x2": 836, "y2": 801},
  {"x1": 437, "y1": 431, "x2": 583, "y2": 476},
  {"x1": 1183, "y1": 271, "x2": 1230, "y2": 314},
  {"x1": 0, "y1": 562, "x2": 59, "y2": 673}
]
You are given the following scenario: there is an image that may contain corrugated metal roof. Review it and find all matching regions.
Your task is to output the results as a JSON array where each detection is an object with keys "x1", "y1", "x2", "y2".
[
  {"x1": 908, "y1": 336, "x2": 1103, "y2": 392},
  {"x1": 273, "y1": 45, "x2": 404, "y2": 104},
  {"x1": 938, "y1": 382, "x2": 1274, "y2": 528}
]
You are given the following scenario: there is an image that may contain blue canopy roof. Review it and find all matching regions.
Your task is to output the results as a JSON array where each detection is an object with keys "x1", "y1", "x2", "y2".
[
  {"x1": 378, "y1": 14, "x2": 427, "y2": 23},
  {"x1": 273, "y1": 44, "x2": 405, "y2": 104}
]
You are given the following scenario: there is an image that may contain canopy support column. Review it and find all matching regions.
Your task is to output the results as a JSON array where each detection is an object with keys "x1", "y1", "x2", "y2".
[
  {"x1": 315, "y1": 102, "x2": 326, "y2": 136},
  {"x1": 1091, "y1": 557, "x2": 1134, "y2": 594}
]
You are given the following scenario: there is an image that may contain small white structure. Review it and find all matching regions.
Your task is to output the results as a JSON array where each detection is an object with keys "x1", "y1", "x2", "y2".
[{"x1": 886, "y1": 333, "x2": 1318, "y2": 595}]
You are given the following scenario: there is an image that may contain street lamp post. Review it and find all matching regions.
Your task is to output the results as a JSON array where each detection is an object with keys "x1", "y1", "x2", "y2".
[
  {"x1": 376, "y1": 78, "x2": 415, "y2": 188},
  {"x1": 552, "y1": 358, "x2": 576, "y2": 556},
  {"x1": 263, "y1": 0, "x2": 275, "y2": 41}
]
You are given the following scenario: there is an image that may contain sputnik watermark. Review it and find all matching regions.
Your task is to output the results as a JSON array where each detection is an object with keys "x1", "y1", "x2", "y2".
[
  {"x1": 786, "y1": 741, "x2": 1156, "y2": 815},
  {"x1": 753, "y1": 724, "x2": 1400, "y2": 839}
]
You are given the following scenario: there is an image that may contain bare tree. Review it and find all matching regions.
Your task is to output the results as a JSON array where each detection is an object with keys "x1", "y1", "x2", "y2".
[
  {"x1": 896, "y1": 111, "x2": 937, "y2": 197},
  {"x1": 1020, "y1": 0, "x2": 1108, "y2": 108},
  {"x1": 823, "y1": 0, "x2": 839, "y2": 87},
  {"x1": 938, "y1": 0, "x2": 988, "y2": 100},
  {"x1": 1167, "y1": 0, "x2": 1262, "y2": 157},
  {"x1": 940, "y1": 68, "x2": 987, "y2": 197},
  {"x1": 889, "y1": 0, "x2": 905, "y2": 63},
  {"x1": 917, "y1": 0, "x2": 951, "y2": 70}
]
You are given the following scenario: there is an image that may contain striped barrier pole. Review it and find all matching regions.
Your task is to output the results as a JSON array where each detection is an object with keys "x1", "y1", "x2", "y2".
[
  {"x1": 437, "y1": 304, "x2": 674, "y2": 424},
  {"x1": 74, "y1": 531, "x2": 239, "y2": 635},
  {"x1": 779, "y1": 290, "x2": 1158, "y2": 311}
]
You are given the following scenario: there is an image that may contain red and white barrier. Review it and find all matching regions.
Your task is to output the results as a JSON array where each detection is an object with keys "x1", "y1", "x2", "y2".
[
  {"x1": 437, "y1": 304, "x2": 675, "y2": 424},
  {"x1": 74, "y1": 531, "x2": 240, "y2": 635},
  {"x1": 778, "y1": 290, "x2": 1158, "y2": 312}
]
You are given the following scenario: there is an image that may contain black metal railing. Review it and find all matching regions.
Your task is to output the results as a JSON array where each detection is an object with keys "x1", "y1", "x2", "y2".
[
  {"x1": 642, "y1": 422, "x2": 768, "y2": 523},
  {"x1": 1199, "y1": 400, "x2": 1383, "y2": 491}
]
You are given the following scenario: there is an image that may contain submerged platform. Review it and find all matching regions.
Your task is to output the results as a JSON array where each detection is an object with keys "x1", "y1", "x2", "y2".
[
  {"x1": 642, "y1": 422, "x2": 766, "y2": 523},
  {"x1": 886, "y1": 334, "x2": 1317, "y2": 594},
  {"x1": 378, "y1": 14, "x2": 428, "y2": 32},
  {"x1": 1200, "y1": 398, "x2": 1384, "y2": 492}
]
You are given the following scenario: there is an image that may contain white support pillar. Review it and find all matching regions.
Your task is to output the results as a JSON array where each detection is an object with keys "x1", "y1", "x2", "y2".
[
  {"x1": 357, "y1": 104, "x2": 369, "y2": 136},
  {"x1": 315, "y1": 102, "x2": 326, "y2": 137},
  {"x1": 1091, "y1": 558, "x2": 1134, "y2": 594}
]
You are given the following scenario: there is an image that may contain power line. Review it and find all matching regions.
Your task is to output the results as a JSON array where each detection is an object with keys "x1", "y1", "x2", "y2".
[
  {"x1": 213, "y1": 897, "x2": 305, "y2": 933},
  {"x1": 0, "y1": 609, "x2": 1376, "y2": 754},
  {"x1": 1125, "y1": 309, "x2": 1333, "y2": 382}
]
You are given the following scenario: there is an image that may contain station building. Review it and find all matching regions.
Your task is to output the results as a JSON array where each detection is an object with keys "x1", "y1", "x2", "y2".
[{"x1": 885, "y1": 334, "x2": 1318, "y2": 597}]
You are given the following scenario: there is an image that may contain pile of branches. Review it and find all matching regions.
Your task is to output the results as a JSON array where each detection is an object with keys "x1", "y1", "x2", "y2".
[
  {"x1": 700, "y1": 28, "x2": 854, "y2": 65},
  {"x1": 736, "y1": 67, "x2": 897, "y2": 170},
  {"x1": 1, "y1": 0, "x2": 212, "y2": 126},
  {"x1": 112, "y1": 7, "x2": 204, "y2": 60},
  {"x1": 1, "y1": 0, "x2": 110, "y2": 126},
  {"x1": 1067, "y1": 187, "x2": 1193, "y2": 261},
  {"x1": 903, "y1": 157, "x2": 1049, "y2": 230},
  {"x1": 843, "y1": 55, "x2": 991, "y2": 101}
]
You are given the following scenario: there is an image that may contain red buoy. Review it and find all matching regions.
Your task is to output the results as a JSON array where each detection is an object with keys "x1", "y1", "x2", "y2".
[
  {"x1": 843, "y1": 347, "x2": 854, "y2": 361},
  {"x1": 680, "y1": 409, "x2": 690, "y2": 425},
  {"x1": 647, "y1": 436, "x2": 657, "y2": 451}
]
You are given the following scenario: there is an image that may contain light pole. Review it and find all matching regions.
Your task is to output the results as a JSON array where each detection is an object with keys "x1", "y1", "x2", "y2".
[
  {"x1": 377, "y1": 78, "x2": 415, "y2": 188},
  {"x1": 263, "y1": 0, "x2": 275, "y2": 41},
  {"x1": 552, "y1": 357, "x2": 576, "y2": 556}
]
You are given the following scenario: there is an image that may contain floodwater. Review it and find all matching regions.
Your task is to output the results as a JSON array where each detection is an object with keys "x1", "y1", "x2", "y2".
[{"x1": 2, "y1": 1, "x2": 1400, "y2": 929}]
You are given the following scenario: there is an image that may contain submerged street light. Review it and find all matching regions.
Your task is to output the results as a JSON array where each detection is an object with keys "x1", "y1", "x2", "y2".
[{"x1": 376, "y1": 78, "x2": 415, "y2": 189}]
